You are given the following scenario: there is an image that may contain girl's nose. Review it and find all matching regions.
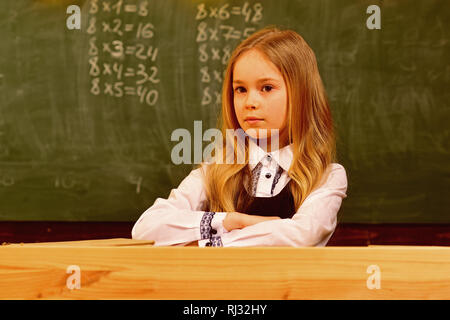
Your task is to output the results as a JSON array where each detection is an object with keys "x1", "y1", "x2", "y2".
[{"x1": 245, "y1": 90, "x2": 260, "y2": 109}]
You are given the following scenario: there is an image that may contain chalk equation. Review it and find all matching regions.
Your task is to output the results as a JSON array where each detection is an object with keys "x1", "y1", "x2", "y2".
[
  {"x1": 0, "y1": 171, "x2": 143, "y2": 194},
  {"x1": 195, "y1": 2, "x2": 264, "y2": 107},
  {"x1": 86, "y1": 0, "x2": 160, "y2": 107}
]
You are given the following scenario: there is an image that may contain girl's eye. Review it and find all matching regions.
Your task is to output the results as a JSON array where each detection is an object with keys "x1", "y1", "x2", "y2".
[
  {"x1": 234, "y1": 86, "x2": 246, "y2": 93},
  {"x1": 262, "y1": 85, "x2": 273, "y2": 92}
]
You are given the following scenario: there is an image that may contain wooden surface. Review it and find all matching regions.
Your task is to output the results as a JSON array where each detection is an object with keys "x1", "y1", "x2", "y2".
[{"x1": 1, "y1": 239, "x2": 449, "y2": 300}]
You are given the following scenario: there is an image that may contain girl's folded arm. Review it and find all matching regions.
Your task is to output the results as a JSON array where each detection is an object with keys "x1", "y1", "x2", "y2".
[
  {"x1": 219, "y1": 164, "x2": 348, "y2": 247},
  {"x1": 131, "y1": 165, "x2": 227, "y2": 246}
]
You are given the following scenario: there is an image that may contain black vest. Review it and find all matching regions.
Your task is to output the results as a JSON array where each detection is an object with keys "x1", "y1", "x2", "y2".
[{"x1": 241, "y1": 181, "x2": 295, "y2": 219}]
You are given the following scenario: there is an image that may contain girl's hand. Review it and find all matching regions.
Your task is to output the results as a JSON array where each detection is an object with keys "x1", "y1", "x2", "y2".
[{"x1": 223, "y1": 212, "x2": 280, "y2": 232}]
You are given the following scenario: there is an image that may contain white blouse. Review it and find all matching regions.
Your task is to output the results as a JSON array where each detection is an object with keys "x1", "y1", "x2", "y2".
[{"x1": 132, "y1": 141, "x2": 348, "y2": 247}]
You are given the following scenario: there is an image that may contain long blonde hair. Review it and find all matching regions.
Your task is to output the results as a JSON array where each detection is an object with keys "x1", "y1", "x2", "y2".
[{"x1": 200, "y1": 26, "x2": 336, "y2": 213}]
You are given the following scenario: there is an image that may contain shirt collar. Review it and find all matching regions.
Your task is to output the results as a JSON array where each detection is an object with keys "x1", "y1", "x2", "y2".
[{"x1": 248, "y1": 138, "x2": 293, "y2": 172}]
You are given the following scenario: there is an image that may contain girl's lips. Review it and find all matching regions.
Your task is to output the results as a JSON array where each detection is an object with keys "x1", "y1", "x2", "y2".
[{"x1": 245, "y1": 118, "x2": 263, "y2": 125}]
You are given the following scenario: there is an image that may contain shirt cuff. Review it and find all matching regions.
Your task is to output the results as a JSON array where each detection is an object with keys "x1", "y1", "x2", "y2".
[
  {"x1": 199, "y1": 235, "x2": 223, "y2": 247},
  {"x1": 199, "y1": 211, "x2": 227, "y2": 247},
  {"x1": 211, "y1": 212, "x2": 227, "y2": 236},
  {"x1": 199, "y1": 211, "x2": 227, "y2": 238}
]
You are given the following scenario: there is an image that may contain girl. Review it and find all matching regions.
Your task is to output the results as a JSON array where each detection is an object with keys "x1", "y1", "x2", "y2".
[{"x1": 132, "y1": 26, "x2": 347, "y2": 247}]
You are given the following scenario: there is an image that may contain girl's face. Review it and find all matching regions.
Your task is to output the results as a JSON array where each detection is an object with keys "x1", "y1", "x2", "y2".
[{"x1": 232, "y1": 49, "x2": 289, "y2": 149}]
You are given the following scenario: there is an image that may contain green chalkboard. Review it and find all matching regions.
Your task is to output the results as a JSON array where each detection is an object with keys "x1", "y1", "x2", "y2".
[{"x1": 0, "y1": 0, "x2": 448, "y2": 223}]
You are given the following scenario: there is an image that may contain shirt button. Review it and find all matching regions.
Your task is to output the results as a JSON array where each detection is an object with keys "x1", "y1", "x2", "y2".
[
  {"x1": 265, "y1": 173, "x2": 272, "y2": 179},
  {"x1": 211, "y1": 229, "x2": 217, "y2": 234},
  {"x1": 266, "y1": 155, "x2": 272, "y2": 161}
]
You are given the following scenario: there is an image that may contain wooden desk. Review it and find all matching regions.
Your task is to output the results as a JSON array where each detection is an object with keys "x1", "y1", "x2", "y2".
[{"x1": 1, "y1": 239, "x2": 449, "y2": 299}]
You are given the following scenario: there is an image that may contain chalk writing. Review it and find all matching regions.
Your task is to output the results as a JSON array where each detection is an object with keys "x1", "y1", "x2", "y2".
[
  {"x1": 87, "y1": 0, "x2": 160, "y2": 107},
  {"x1": 195, "y1": 2, "x2": 264, "y2": 108}
]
